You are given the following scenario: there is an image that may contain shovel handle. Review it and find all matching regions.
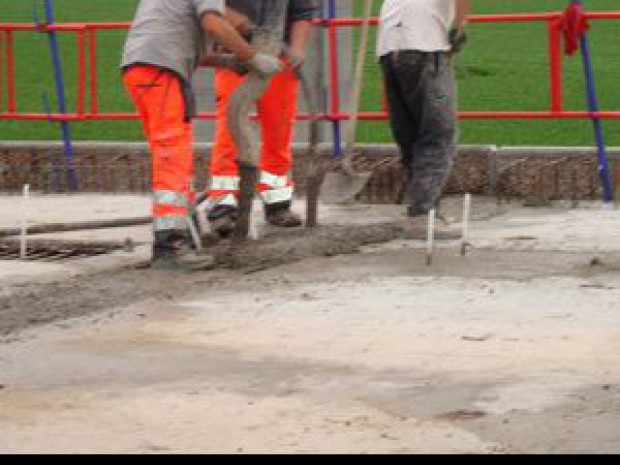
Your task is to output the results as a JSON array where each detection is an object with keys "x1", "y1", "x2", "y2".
[{"x1": 342, "y1": 0, "x2": 374, "y2": 159}]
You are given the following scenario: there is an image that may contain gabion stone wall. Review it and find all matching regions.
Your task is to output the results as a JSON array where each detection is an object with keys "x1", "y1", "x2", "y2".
[{"x1": 1, "y1": 143, "x2": 619, "y2": 205}]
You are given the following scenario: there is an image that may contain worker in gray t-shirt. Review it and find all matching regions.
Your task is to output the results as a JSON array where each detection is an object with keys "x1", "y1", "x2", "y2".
[
  {"x1": 378, "y1": 0, "x2": 470, "y2": 239},
  {"x1": 121, "y1": 0, "x2": 282, "y2": 270}
]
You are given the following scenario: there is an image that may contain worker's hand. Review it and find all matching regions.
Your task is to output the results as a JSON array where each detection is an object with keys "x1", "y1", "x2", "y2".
[
  {"x1": 287, "y1": 48, "x2": 306, "y2": 71},
  {"x1": 209, "y1": 53, "x2": 249, "y2": 74},
  {"x1": 224, "y1": 7, "x2": 254, "y2": 37},
  {"x1": 245, "y1": 53, "x2": 283, "y2": 77},
  {"x1": 449, "y1": 27, "x2": 467, "y2": 55}
]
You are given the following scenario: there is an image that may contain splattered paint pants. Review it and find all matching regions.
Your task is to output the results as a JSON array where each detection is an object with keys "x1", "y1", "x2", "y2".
[{"x1": 380, "y1": 51, "x2": 458, "y2": 217}]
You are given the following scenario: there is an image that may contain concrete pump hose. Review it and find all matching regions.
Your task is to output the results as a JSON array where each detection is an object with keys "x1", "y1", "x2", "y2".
[
  {"x1": 227, "y1": 0, "x2": 290, "y2": 169},
  {"x1": 225, "y1": 0, "x2": 291, "y2": 242}
]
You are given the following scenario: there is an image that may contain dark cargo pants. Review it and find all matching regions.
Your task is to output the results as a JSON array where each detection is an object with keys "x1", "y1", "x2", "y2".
[{"x1": 380, "y1": 50, "x2": 457, "y2": 217}]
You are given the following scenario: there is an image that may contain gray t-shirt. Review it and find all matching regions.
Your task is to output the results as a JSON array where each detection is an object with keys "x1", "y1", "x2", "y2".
[
  {"x1": 227, "y1": 0, "x2": 317, "y2": 42},
  {"x1": 121, "y1": 0, "x2": 224, "y2": 82}
]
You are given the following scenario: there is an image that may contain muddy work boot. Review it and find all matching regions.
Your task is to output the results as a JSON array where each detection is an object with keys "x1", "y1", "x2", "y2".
[
  {"x1": 207, "y1": 205, "x2": 239, "y2": 238},
  {"x1": 151, "y1": 230, "x2": 215, "y2": 271},
  {"x1": 265, "y1": 204, "x2": 303, "y2": 228},
  {"x1": 402, "y1": 214, "x2": 462, "y2": 241}
]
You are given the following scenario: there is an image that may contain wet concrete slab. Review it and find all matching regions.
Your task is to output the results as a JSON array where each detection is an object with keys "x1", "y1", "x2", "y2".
[{"x1": 1, "y1": 195, "x2": 620, "y2": 453}]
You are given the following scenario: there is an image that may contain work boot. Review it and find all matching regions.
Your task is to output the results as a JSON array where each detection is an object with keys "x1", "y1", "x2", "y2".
[
  {"x1": 265, "y1": 204, "x2": 303, "y2": 228},
  {"x1": 207, "y1": 205, "x2": 239, "y2": 238},
  {"x1": 151, "y1": 230, "x2": 215, "y2": 271},
  {"x1": 402, "y1": 214, "x2": 462, "y2": 240}
]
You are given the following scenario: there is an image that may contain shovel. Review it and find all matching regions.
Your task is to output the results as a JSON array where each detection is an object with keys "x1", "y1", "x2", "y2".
[{"x1": 320, "y1": 0, "x2": 374, "y2": 205}]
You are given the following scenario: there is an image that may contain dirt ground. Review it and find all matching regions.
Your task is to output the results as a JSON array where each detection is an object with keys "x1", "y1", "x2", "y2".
[{"x1": 1, "y1": 195, "x2": 620, "y2": 454}]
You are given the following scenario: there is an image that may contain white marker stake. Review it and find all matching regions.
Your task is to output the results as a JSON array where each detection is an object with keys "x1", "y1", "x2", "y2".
[
  {"x1": 461, "y1": 193, "x2": 472, "y2": 256},
  {"x1": 20, "y1": 184, "x2": 30, "y2": 260},
  {"x1": 427, "y1": 209, "x2": 435, "y2": 266}
]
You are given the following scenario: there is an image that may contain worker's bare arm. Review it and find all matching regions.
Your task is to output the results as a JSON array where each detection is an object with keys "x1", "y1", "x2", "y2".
[
  {"x1": 288, "y1": 19, "x2": 313, "y2": 65},
  {"x1": 455, "y1": 0, "x2": 471, "y2": 32},
  {"x1": 202, "y1": 11, "x2": 282, "y2": 76},
  {"x1": 201, "y1": 11, "x2": 254, "y2": 62}
]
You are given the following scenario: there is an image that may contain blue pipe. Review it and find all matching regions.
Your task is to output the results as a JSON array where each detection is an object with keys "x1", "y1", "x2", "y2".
[
  {"x1": 40, "y1": 0, "x2": 77, "y2": 191},
  {"x1": 572, "y1": 0, "x2": 614, "y2": 204},
  {"x1": 328, "y1": 0, "x2": 343, "y2": 158}
]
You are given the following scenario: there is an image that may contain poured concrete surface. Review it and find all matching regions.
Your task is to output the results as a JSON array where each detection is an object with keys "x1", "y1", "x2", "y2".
[{"x1": 1, "y1": 195, "x2": 620, "y2": 454}]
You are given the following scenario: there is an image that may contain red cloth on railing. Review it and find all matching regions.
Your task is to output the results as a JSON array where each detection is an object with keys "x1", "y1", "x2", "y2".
[{"x1": 560, "y1": 3, "x2": 590, "y2": 56}]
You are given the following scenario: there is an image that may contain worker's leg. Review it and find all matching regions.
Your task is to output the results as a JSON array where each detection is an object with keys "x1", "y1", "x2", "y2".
[
  {"x1": 123, "y1": 66, "x2": 210, "y2": 269},
  {"x1": 256, "y1": 67, "x2": 302, "y2": 227},
  {"x1": 205, "y1": 68, "x2": 246, "y2": 235},
  {"x1": 380, "y1": 52, "x2": 423, "y2": 181},
  {"x1": 391, "y1": 52, "x2": 457, "y2": 218}
]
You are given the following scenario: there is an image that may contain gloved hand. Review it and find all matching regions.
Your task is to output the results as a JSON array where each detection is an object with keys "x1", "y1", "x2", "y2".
[
  {"x1": 213, "y1": 54, "x2": 249, "y2": 75},
  {"x1": 245, "y1": 53, "x2": 283, "y2": 77},
  {"x1": 449, "y1": 27, "x2": 467, "y2": 54},
  {"x1": 286, "y1": 49, "x2": 306, "y2": 71}
]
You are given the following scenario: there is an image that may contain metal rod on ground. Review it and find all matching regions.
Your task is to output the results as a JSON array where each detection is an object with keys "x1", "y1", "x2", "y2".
[
  {"x1": 20, "y1": 184, "x2": 30, "y2": 259},
  {"x1": 0, "y1": 217, "x2": 151, "y2": 239},
  {"x1": 571, "y1": 0, "x2": 614, "y2": 205},
  {"x1": 186, "y1": 179, "x2": 202, "y2": 250},
  {"x1": 461, "y1": 193, "x2": 471, "y2": 256},
  {"x1": 427, "y1": 209, "x2": 435, "y2": 267}
]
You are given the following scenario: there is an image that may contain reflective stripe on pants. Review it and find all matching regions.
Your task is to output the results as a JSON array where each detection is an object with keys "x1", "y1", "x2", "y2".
[{"x1": 259, "y1": 171, "x2": 293, "y2": 205}]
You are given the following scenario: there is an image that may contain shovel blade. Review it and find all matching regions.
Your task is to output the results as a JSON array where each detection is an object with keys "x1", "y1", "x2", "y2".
[{"x1": 320, "y1": 170, "x2": 372, "y2": 205}]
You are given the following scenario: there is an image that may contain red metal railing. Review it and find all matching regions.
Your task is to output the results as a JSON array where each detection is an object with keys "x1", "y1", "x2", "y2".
[
  {"x1": 323, "y1": 12, "x2": 620, "y2": 121},
  {"x1": 1, "y1": 11, "x2": 620, "y2": 123}
]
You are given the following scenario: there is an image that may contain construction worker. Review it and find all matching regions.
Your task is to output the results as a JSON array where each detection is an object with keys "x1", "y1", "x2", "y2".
[
  {"x1": 121, "y1": 0, "x2": 283, "y2": 269},
  {"x1": 377, "y1": 0, "x2": 470, "y2": 238},
  {"x1": 199, "y1": 0, "x2": 317, "y2": 237}
]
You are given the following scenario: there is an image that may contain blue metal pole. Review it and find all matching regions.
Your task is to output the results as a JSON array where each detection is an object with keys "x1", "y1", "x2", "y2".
[
  {"x1": 572, "y1": 0, "x2": 614, "y2": 204},
  {"x1": 42, "y1": 0, "x2": 77, "y2": 191},
  {"x1": 328, "y1": 0, "x2": 343, "y2": 157}
]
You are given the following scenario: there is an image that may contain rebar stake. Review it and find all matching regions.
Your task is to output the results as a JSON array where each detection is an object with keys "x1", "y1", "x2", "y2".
[
  {"x1": 427, "y1": 209, "x2": 435, "y2": 266},
  {"x1": 20, "y1": 184, "x2": 30, "y2": 260},
  {"x1": 461, "y1": 193, "x2": 472, "y2": 256}
]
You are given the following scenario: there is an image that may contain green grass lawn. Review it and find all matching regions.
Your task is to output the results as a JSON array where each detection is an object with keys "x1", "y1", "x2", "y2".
[{"x1": 1, "y1": 0, "x2": 619, "y2": 146}]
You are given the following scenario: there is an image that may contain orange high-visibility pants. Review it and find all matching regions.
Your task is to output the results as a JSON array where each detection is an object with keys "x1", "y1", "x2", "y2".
[
  {"x1": 123, "y1": 65, "x2": 194, "y2": 232},
  {"x1": 208, "y1": 66, "x2": 299, "y2": 208}
]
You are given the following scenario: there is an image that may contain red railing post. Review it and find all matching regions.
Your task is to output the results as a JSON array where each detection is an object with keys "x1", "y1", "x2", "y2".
[
  {"x1": 77, "y1": 29, "x2": 86, "y2": 117},
  {"x1": 548, "y1": 18, "x2": 563, "y2": 113},
  {"x1": 327, "y1": 22, "x2": 340, "y2": 121},
  {"x1": 6, "y1": 29, "x2": 16, "y2": 113},
  {"x1": 88, "y1": 27, "x2": 99, "y2": 115},
  {"x1": 0, "y1": 30, "x2": 4, "y2": 112}
]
